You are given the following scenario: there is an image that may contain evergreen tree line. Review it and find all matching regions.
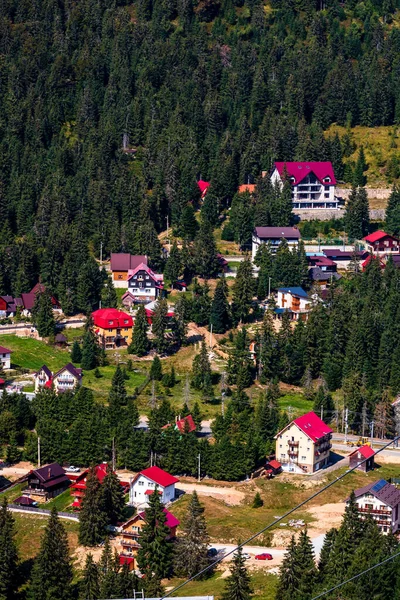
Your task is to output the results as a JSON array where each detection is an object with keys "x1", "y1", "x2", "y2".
[{"x1": 0, "y1": 0, "x2": 399, "y2": 298}]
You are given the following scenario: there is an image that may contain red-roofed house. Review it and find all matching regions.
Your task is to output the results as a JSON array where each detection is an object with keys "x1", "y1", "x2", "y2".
[
  {"x1": 271, "y1": 162, "x2": 339, "y2": 209},
  {"x1": 162, "y1": 414, "x2": 197, "y2": 434},
  {"x1": 362, "y1": 254, "x2": 385, "y2": 272},
  {"x1": 363, "y1": 231, "x2": 400, "y2": 255},
  {"x1": 129, "y1": 466, "x2": 179, "y2": 507},
  {"x1": 197, "y1": 180, "x2": 210, "y2": 198},
  {"x1": 70, "y1": 463, "x2": 128, "y2": 509},
  {"x1": 92, "y1": 308, "x2": 133, "y2": 349},
  {"x1": 110, "y1": 254, "x2": 148, "y2": 288},
  {"x1": 0, "y1": 346, "x2": 12, "y2": 370},
  {"x1": 348, "y1": 445, "x2": 375, "y2": 472},
  {"x1": 275, "y1": 411, "x2": 333, "y2": 474},
  {"x1": 118, "y1": 508, "x2": 180, "y2": 570}
]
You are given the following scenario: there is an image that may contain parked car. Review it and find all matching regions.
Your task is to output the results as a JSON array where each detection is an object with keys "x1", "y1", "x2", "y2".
[
  {"x1": 66, "y1": 466, "x2": 80, "y2": 473},
  {"x1": 242, "y1": 553, "x2": 251, "y2": 560},
  {"x1": 255, "y1": 553, "x2": 273, "y2": 560},
  {"x1": 207, "y1": 548, "x2": 218, "y2": 558}
]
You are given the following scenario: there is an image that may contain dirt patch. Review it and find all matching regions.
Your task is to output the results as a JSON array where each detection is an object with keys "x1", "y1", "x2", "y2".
[
  {"x1": 0, "y1": 460, "x2": 34, "y2": 482},
  {"x1": 177, "y1": 482, "x2": 245, "y2": 505},
  {"x1": 72, "y1": 537, "x2": 120, "y2": 569},
  {"x1": 271, "y1": 528, "x2": 302, "y2": 547},
  {"x1": 304, "y1": 502, "x2": 346, "y2": 535}
]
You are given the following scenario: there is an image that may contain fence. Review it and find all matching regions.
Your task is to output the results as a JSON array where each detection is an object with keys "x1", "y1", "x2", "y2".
[{"x1": 8, "y1": 504, "x2": 79, "y2": 521}]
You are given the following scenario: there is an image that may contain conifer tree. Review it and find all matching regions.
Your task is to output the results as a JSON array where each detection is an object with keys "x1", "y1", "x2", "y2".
[
  {"x1": 255, "y1": 242, "x2": 274, "y2": 300},
  {"x1": 353, "y1": 146, "x2": 367, "y2": 187},
  {"x1": 150, "y1": 355, "x2": 163, "y2": 380},
  {"x1": 137, "y1": 488, "x2": 173, "y2": 582},
  {"x1": 0, "y1": 499, "x2": 19, "y2": 600},
  {"x1": 345, "y1": 186, "x2": 370, "y2": 241},
  {"x1": 193, "y1": 222, "x2": 220, "y2": 278},
  {"x1": 386, "y1": 183, "x2": 400, "y2": 237},
  {"x1": 312, "y1": 385, "x2": 335, "y2": 423},
  {"x1": 81, "y1": 328, "x2": 99, "y2": 370},
  {"x1": 32, "y1": 290, "x2": 55, "y2": 338},
  {"x1": 275, "y1": 536, "x2": 300, "y2": 600},
  {"x1": 252, "y1": 492, "x2": 263, "y2": 508},
  {"x1": 108, "y1": 364, "x2": 127, "y2": 425},
  {"x1": 180, "y1": 204, "x2": 199, "y2": 241},
  {"x1": 259, "y1": 311, "x2": 277, "y2": 383},
  {"x1": 174, "y1": 491, "x2": 210, "y2": 578},
  {"x1": 29, "y1": 507, "x2": 72, "y2": 600},
  {"x1": 80, "y1": 554, "x2": 100, "y2": 600},
  {"x1": 232, "y1": 255, "x2": 254, "y2": 324},
  {"x1": 152, "y1": 298, "x2": 169, "y2": 354},
  {"x1": 221, "y1": 546, "x2": 253, "y2": 600},
  {"x1": 128, "y1": 304, "x2": 149, "y2": 356},
  {"x1": 99, "y1": 463, "x2": 126, "y2": 525},
  {"x1": 101, "y1": 274, "x2": 118, "y2": 309},
  {"x1": 191, "y1": 341, "x2": 213, "y2": 398},
  {"x1": 164, "y1": 242, "x2": 182, "y2": 284},
  {"x1": 210, "y1": 276, "x2": 231, "y2": 334},
  {"x1": 78, "y1": 468, "x2": 106, "y2": 546},
  {"x1": 70, "y1": 340, "x2": 82, "y2": 363},
  {"x1": 295, "y1": 529, "x2": 317, "y2": 598},
  {"x1": 98, "y1": 538, "x2": 119, "y2": 599}
]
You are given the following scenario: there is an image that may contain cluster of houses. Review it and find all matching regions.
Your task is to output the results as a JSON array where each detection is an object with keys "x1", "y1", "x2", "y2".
[
  {"x1": 0, "y1": 283, "x2": 60, "y2": 318},
  {"x1": 34, "y1": 363, "x2": 83, "y2": 393}
]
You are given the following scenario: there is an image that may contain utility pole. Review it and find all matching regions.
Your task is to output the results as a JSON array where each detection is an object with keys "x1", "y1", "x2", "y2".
[
  {"x1": 344, "y1": 408, "x2": 349, "y2": 444},
  {"x1": 209, "y1": 323, "x2": 213, "y2": 349},
  {"x1": 112, "y1": 437, "x2": 116, "y2": 472},
  {"x1": 221, "y1": 371, "x2": 226, "y2": 416},
  {"x1": 268, "y1": 277, "x2": 271, "y2": 299},
  {"x1": 370, "y1": 420, "x2": 374, "y2": 448},
  {"x1": 166, "y1": 216, "x2": 170, "y2": 256},
  {"x1": 320, "y1": 406, "x2": 324, "y2": 422},
  {"x1": 37, "y1": 436, "x2": 41, "y2": 468},
  {"x1": 100, "y1": 240, "x2": 103, "y2": 266},
  {"x1": 361, "y1": 402, "x2": 367, "y2": 437},
  {"x1": 288, "y1": 406, "x2": 293, "y2": 421},
  {"x1": 198, "y1": 454, "x2": 201, "y2": 482}
]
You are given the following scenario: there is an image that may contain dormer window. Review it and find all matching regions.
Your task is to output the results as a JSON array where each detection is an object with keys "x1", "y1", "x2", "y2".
[
  {"x1": 124, "y1": 320, "x2": 128, "y2": 324},
  {"x1": 290, "y1": 177, "x2": 295, "y2": 183},
  {"x1": 108, "y1": 320, "x2": 113, "y2": 325},
  {"x1": 324, "y1": 177, "x2": 331, "y2": 183}
]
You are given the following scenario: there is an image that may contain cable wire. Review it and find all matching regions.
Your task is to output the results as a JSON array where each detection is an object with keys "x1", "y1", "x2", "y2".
[
  {"x1": 161, "y1": 434, "x2": 400, "y2": 599},
  {"x1": 310, "y1": 548, "x2": 400, "y2": 600}
]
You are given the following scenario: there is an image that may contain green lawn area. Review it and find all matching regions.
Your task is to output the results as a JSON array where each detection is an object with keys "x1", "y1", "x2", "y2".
[
  {"x1": 168, "y1": 570, "x2": 277, "y2": 600},
  {"x1": 83, "y1": 364, "x2": 148, "y2": 399},
  {"x1": 63, "y1": 327, "x2": 85, "y2": 342},
  {"x1": 12, "y1": 513, "x2": 79, "y2": 561},
  {"x1": 0, "y1": 483, "x2": 26, "y2": 503},
  {"x1": 0, "y1": 335, "x2": 71, "y2": 372},
  {"x1": 278, "y1": 393, "x2": 313, "y2": 418},
  {"x1": 38, "y1": 489, "x2": 74, "y2": 512}
]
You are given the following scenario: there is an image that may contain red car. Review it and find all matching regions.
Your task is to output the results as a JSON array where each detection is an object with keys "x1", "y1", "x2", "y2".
[{"x1": 255, "y1": 553, "x2": 273, "y2": 560}]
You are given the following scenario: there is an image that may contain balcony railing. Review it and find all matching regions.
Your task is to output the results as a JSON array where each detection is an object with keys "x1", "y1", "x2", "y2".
[
  {"x1": 358, "y1": 508, "x2": 392, "y2": 516},
  {"x1": 121, "y1": 541, "x2": 141, "y2": 549},
  {"x1": 288, "y1": 441, "x2": 299, "y2": 447},
  {"x1": 121, "y1": 531, "x2": 141, "y2": 539}
]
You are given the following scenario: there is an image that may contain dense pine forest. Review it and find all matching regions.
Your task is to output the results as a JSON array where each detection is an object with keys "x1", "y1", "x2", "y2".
[{"x1": 1, "y1": 0, "x2": 400, "y2": 297}]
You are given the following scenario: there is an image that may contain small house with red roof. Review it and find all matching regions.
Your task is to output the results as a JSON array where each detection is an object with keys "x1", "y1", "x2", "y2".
[
  {"x1": 162, "y1": 414, "x2": 196, "y2": 434},
  {"x1": 197, "y1": 180, "x2": 210, "y2": 198},
  {"x1": 0, "y1": 346, "x2": 12, "y2": 370},
  {"x1": 118, "y1": 508, "x2": 180, "y2": 570},
  {"x1": 275, "y1": 411, "x2": 333, "y2": 474},
  {"x1": 123, "y1": 263, "x2": 164, "y2": 305},
  {"x1": 363, "y1": 231, "x2": 400, "y2": 255},
  {"x1": 271, "y1": 162, "x2": 338, "y2": 209},
  {"x1": 34, "y1": 363, "x2": 82, "y2": 394},
  {"x1": 361, "y1": 254, "x2": 385, "y2": 272},
  {"x1": 110, "y1": 253, "x2": 148, "y2": 288},
  {"x1": 129, "y1": 465, "x2": 179, "y2": 507},
  {"x1": 70, "y1": 463, "x2": 128, "y2": 509},
  {"x1": 92, "y1": 308, "x2": 133, "y2": 349},
  {"x1": 348, "y1": 445, "x2": 375, "y2": 472}
]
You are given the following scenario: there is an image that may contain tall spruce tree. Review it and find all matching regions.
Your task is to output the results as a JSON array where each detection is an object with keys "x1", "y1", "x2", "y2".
[
  {"x1": 210, "y1": 276, "x2": 231, "y2": 334},
  {"x1": 78, "y1": 468, "x2": 106, "y2": 547},
  {"x1": 275, "y1": 536, "x2": 300, "y2": 600},
  {"x1": 137, "y1": 488, "x2": 173, "y2": 584},
  {"x1": 32, "y1": 291, "x2": 55, "y2": 338},
  {"x1": 164, "y1": 242, "x2": 182, "y2": 284},
  {"x1": 174, "y1": 491, "x2": 210, "y2": 578},
  {"x1": 81, "y1": 328, "x2": 99, "y2": 370},
  {"x1": 108, "y1": 364, "x2": 127, "y2": 426},
  {"x1": 101, "y1": 275, "x2": 118, "y2": 309},
  {"x1": 150, "y1": 355, "x2": 163, "y2": 380},
  {"x1": 128, "y1": 304, "x2": 149, "y2": 356},
  {"x1": 191, "y1": 341, "x2": 213, "y2": 398},
  {"x1": 0, "y1": 499, "x2": 19, "y2": 600},
  {"x1": 221, "y1": 546, "x2": 253, "y2": 600},
  {"x1": 345, "y1": 186, "x2": 370, "y2": 241},
  {"x1": 99, "y1": 463, "x2": 126, "y2": 525},
  {"x1": 386, "y1": 183, "x2": 400, "y2": 236},
  {"x1": 70, "y1": 340, "x2": 82, "y2": 363},
  {"x1": 152, "y1": 298, "x2": 169, "y2": 354},
  {"x1": 29, "y1": 507, "x2": 72, "y2": 600},
  {"x1": 80, "y1": 554, "x2": 100, "y2": 600},
  {"x1": 232, "y1": 256, "x2": 254, "y2": 324},
  {"x1": 193, "y1": 221, "x2": 220, "y2": 278}
]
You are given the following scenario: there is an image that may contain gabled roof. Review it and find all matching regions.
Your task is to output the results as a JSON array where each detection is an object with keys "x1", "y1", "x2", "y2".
[
  {"x1": 20, "y1": 293, "x2": 36, "y2": 310},
  {"x1": 267, "y1": 460, "x2": 282, "y2": 470},
  {"x1": 309, "y1": 267, "x2": 341, "y2": 281},
  {"x1": 176, "y1": 415, "x2": 196, "y2": 433},
  {"x1": 349, "y1": 445, "x2": 375, "y2": 460},
  {"x1": 30, "y1": 283, "x2": 46, "y2": 295},
  {"x1": 137, "y1": 508, "x2": 180, "y2": 529},
  {"x1": 352, "y1": 479, "x2": 400, "y2": 508},
  {"x1": 323, "y1": 249, "x2": 369, "y2": 260},
  {"x1": 274, "y1": 162, "x2": 336, "y2": 186},
  {"x1": 238, "y1": 184, "x2": 256, "y2": 194},
  {"x1": 362, "y1": 255, "x2": 385, "y2": 270},
  {"x1": 110, "y1": 253, "x2": 148, "y2": 272},
  {"x1": 92, "y1": 308, "x2": 133, "y2": 329},
  {"x1": 364, "y1": 230, "x2": 398, "y2": 243},
  {"x1": 278, "y1": 287, "x2": 309, "y2": 299},
  {"x1": 138, "y1": 466, "x2": 179, "y2": 487},
  {"x1": 36, "y1": 365, "x2": 52, "y2": 378},
  {"x1": 127, "y1": 263, "x2": 164, "y2": 283},
  {"x1": 31, "y1": 462, "x2": 67, "y2": 483},
  {"x1": 255, "y1": 227, "x2": 301, "y2": 240},
  {"x1": 0, "y1": 346, "x2": 11, "y2": 354},
  {"x1": 198, "y1": 180, "x2": 210, "y2": 197},
  {"x1": 293, "y1": 412, "x2": 333, "y2": 443},
  {"x1": 54, "y1": 363, "x2": 82, "y2": 380}
]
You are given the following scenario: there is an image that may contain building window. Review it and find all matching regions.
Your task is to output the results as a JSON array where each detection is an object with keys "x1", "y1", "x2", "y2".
[
  {"x1": 301, "y1": 456, "x2": 306, "y2": 461},
  {"x1": 118, "y1": 274, "x2": 123, "y2": 280},
  {"x1": 108, "y1": 320, "x2": 113, "y2": 325},
  {"x1": 138, "y1": 481, "x2": 144, "y2": 486},
  {"x1": 279, "y1": 445, "x2": 282, "y2": 448}
]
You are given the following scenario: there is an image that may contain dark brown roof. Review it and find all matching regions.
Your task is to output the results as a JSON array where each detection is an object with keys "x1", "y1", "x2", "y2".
[
  {"x1": 323, "y1": 249, "x2": 369, "y2": 260},
  {"x1": 37, "y1": 365, "x2": 52, "y2": 378},
  {"x1": 20, "y1": 293, "x2": 36, "y2": 310},
  {"x1": 254, "y1": 227, "x2": 301, "y2": 240},
  {"x1": 55, "y1": 333, "x2": 67, "y2": 343},
  {"x1": 14, "y1": 496, "x2": 36, "y2": 506},
  {"x1": 54, "y1": 363, "x2": 82, "y2": 380},
  {"x1": 110, "y1": 253, "x2": 148, "y2": 272},
  {"x1": 352, "y1": 479, "x2": 400, "y2": 508},
  {"x1": 42, "y1": 474, "x2": 70, "y2": 489},
  {"x1": 31, "y1": 462, "x2": 66, "y2": 483}
]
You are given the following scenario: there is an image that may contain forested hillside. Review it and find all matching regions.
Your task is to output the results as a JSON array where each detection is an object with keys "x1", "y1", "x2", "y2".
[{"x1": 1, "y1": 0, "x2": 400, "y2": 297}]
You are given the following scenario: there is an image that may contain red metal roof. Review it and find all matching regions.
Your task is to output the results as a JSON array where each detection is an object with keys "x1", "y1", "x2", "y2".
[
  {"x1": 293, "y1": 411, "x2": 333, "y2": 443},
  {"x1": 364, "y1": 230, "x2": 393, "y2": 243},
  {"x1": 92, "y1": 308, "x2": 133, "y2": 330},
  {"x1": 268, "y1": 460, "x2": 282, "y2": 470},
  {"x1": 0, "y1": 346, "x2": 11, "y2": 354},
  {"x1": 0, "y1": 379, "x2": 5, "y2": 385},
  {"x1": 349, "y1": 445, "x2": 375, "y2": 459},
  {"x1": 176, "y1": 415, "x2": 196, "y2": 433},
  {"x1": 138, "y1": 508, "x2": 180, "y2": 529},
  {"x1": 140, "y1": 466, "x2": 179, "y2": 487},
  {"x1": 274, "y1": 162, "x2": 336, "y2": 186},
  {"x1": 197, "y1": 180, "x2": 210, "y2": 197},
  {"x1": 127, "y1": 263, "x2": 163, "y2": 284},
  {"x1": 144, "y1": 489, "x2": 162, "y2": 495},
  {"x1": 362, "y1": 255, "x2": 385, "y2": 270},
  {"x1": 119, "y1": 555, "x2": 134, "y2": 565}
]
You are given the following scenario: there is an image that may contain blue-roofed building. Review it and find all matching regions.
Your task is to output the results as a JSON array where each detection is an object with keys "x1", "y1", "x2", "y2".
[
  {"x1": 350, "y1": 479, "x2": 400, "y2": 534},
  {"x1": 275, "y1": 287, "x2": 311, "y2": 321}
]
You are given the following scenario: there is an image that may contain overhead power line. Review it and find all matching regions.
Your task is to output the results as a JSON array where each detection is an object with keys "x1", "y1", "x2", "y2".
[
  {"x1": 161, "y1": 434, "x2": 400, "y2": 600},
  {"x1": 310, "y1": 548, "x2": 400, "y2": 600}
]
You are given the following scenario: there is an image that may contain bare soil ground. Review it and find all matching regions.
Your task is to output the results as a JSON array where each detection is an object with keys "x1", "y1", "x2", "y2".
[
  {"x1": 0, "y1": 461, "x2": 34, "y2": 481},
  {"x1": 177, "y1": 481, "x2": 246, "y2": 505}
]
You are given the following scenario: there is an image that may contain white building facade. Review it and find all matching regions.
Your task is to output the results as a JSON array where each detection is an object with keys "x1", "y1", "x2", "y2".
[
  {"x1": 271, "y1": 162, "x2": 339, "y2": 209},
  {"x1": 0, "y1": 346, "x2": 11, "y2": 370},
  {"x1": 252, "y1": 227, "x2": 301, "y2": 260},
  {"x1": 129, "y1": 466, "x2": 179, "y2": 507}
]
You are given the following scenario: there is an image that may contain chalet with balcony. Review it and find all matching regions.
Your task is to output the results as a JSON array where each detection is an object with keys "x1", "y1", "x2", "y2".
[
  {"x1": 275, "y1": 288, "x2": 311, "y2": 321},
  {"x1": 24, "y1": 463, "x2": 70, "y2": 502},
  {"x1": 363, "y1": 231, "x2": 400, "y2": 255},
  {"x1": 252, "y1": 227, "x2": 301, "y2": 260},
  {"x1": 351, "y1": 479, "x2": 400, "y2": 534},
  {"x1": 129, "y1": 466, "x2": 179, "y2": 507},
  {"x1": 348, "y1": 445, "x2": 375, "y2": 473},
  {"x1": 275, "y1": 411, "x2": 332, "y2": 474},
  {"x1": 0, "y1": 346, "x2": 12, "y2": 370},
  {"x1": 70, "y1": 463, "x2": 129, "y2": 509},
  {"x1": 92, "y1": 308, "x2": 133, "y2": 350},
  {"x1": 271, "y1": 161, "x2": 339, "y2": 209},
  {"x1": 118, "y1": 508, "x2": 180, "y2": 570},
  {"x1": 124, "y1": 263, "x2": 164, "y2": 305},
  {"x1": 110, "y1": 253, "x2": 148, "y2": 288},
  {"x1": 322, "y1": 248, "x2": 370, "y2": 270},
  {"x1": 307, "y1": 255, "x2": 341, "y2": 288},
  {"x1": 34, "y1": 363, "x2": 82, "y2": 394}
]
